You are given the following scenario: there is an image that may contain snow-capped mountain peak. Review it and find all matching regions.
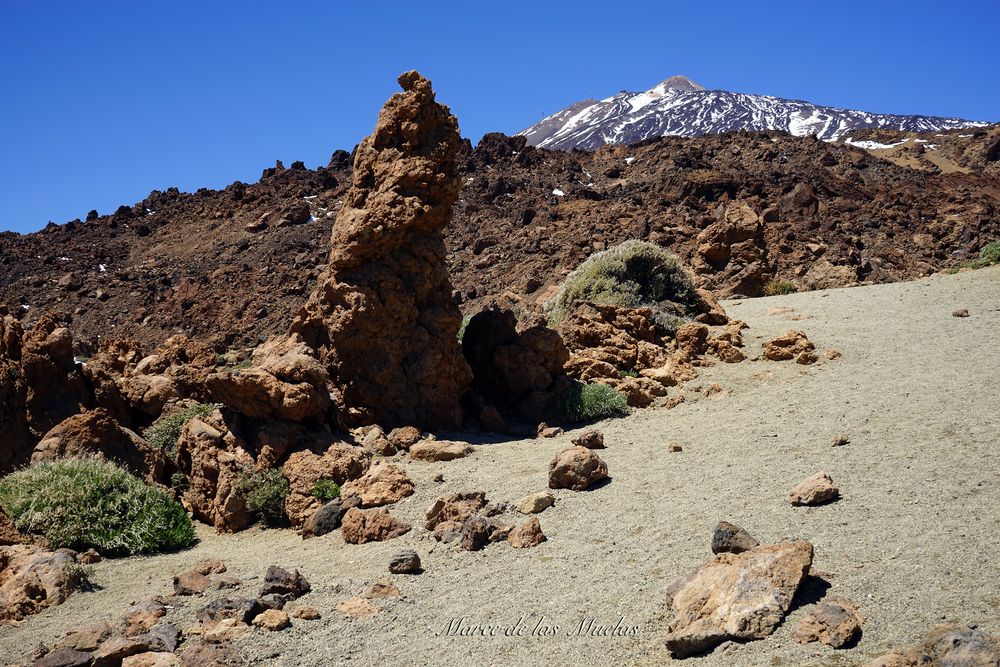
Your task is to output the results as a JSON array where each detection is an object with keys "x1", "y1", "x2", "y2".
[{"x1": 518, "y1": 76, "x2": 988, "y2": 150}]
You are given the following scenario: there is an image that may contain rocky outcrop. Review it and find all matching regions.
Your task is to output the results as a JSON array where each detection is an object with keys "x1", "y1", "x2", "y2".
[
  {"x1": 31, "y1": 408, "x2": 165, "y2": 482},
  {"x1": 291, "y1": 71, "x2": 472, "y2": 428},
  {"x1": 205, "y1": 334, "x2": 330, "y2": 422},
  {"x1": 282, "y1": 443, "x2": 370, "y2": 526},
  {"x1": 461, "y1": 309, "x2": 569, "y2": 421},
  {"x1": 663, "y1": 540, "x2": 814, "y2": 657},
  {"x1": 691, "y1": 202, "x2": 772, "y2": 297}
]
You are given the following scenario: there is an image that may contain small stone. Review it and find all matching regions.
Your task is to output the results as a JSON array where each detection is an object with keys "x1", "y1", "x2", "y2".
[
  {"x1": 193, "y1": 559, "x2": 226, "y2": 575},
  {"x1": 387, "y1": 426, "x2": 423, "y2": 451},
  {"x1": 251, "y1": 609, "x2": 290, "y2": 631},
  {"x1": 196, "y1": 598, "x2": 260, "y2": 625},
  {"x1": 300, "y1": 499, "x2": 342, "y2": 538},
  {"x1": 788, "y1": 472, "x2": 840, "y2": 506},
  {"x1": 179, "y1": 640, "x2": 243, "y2": 666},
  {"x1": 212, "y1": 576, "x2": 243, "y2": 590},
  {"x1": 459, "y1": 515, "x2": 492, "y2": 551},
  {"x1": 33, "y1": 648, "x2": 93, "y2": 667},
  {"x1": 340, "y1": 507, "x2": 412, "y2": 544},
  {"x1": 409, "y1": 440, "x2": 473, "y2": 462},
  {"x1": 259, "y1": 566, "x2": 311, "y2": 599},
  {"x1": 257, "y1": 593, "x2": 291, "y2": 611},
  {"x1": 508, "y1": 518, "x2": 546, "y2": 548},
  {"x1": 536, "y1": 422, "x2": 563, "y2": 438},
  {"x1": 77, "y1": 549, "x2": 101, "y2": 564},
  {"x1": 571, "y1": 429, "x2": 604, "y2": 449},
  {"x1": 548, "y1": 446, "x2": 609, "y2": 491},
  {"x1": 831, "y1": 434, "x2": 850, "y2": 447},
  {"x1": 290, "y1": 606, "x2": 321, "y2": 620},
  {"x1": 793, "y1": 597, "x2": 864, "y2": 648},
  {"x1": 388, "y1": 549, "x2": 421, "y2": 574},
  {"x1": 668, "y1": 442, "x2": 683, "y2": 453},
  {"x1": 515, "y1": 491, "x2": 555, "y2": 514},
  {"x1": 123, "y1": 598, "x2": 167, "y2": 636},
  {"x1": 432, "y1": 473, "x2": 444, "y2": 483},
  {"x1": 711, "y1": 521, "x2": 760, "y2": 555},
  {"x1": 172, "y1": 570, "x2": 211, "y2": 596},
  {"x1": 952, "y1": 309, "x2": 970, "y2": 318},
  {"x1": 824, "y1": 348, "x2": 842, "y2": 360}
]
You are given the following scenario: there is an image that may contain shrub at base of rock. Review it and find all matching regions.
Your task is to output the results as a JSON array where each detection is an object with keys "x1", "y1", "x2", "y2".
[
  {"x1": 556, "y1": 382, "x2": 629, "y2": 422},
  {"x1": 663, "y1": 540, "x2": 813, "y2": 657},
  {"x1": 340, "y1": 508, "x2": 411, "y2": 544},
  {"x1": 0, "y1": 459, "x2": 194, "y2": 556},
  {"x1": 282, "y1": 443, "x2": 370, "y2": 527},
  {"x1": 548, "y1": 447, "x2": 609, "y2": 491}
]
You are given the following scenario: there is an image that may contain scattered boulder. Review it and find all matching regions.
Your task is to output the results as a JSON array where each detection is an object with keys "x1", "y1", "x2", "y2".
[
  {"x1": 260, "y1": 565, "x2": 311, "y2": 599},
  {"x1": 196, "y1": 598, "x2": 260, "y2": 625},
  {"x1": 793, "y1": 596, "x2": 864, "y2": 648},
  {"x1": 508, "y1": 518, "x2": 546, "y2": 548},
  {"x1": 173, "y1": 570, "x2": 211, "y2": 596},
  {"x1": 360, "y1": 426, "x2": 395, "y2": 455},
  {"x1": 340, "y1": 508, "x2": 411, "y2": 544},
  {"x1": 515, "y1": 491, "x2": 555, "y2": 514},
  {"x1": 536, "y1": 423, "x2": 563, "y2": 438},
  {"x1": 663, "y1": 540, "x2": 814, "y2": 657},
  {"x1": 952, "y1": 308, "x2": 970, "y2": 318},
  {"x1": 300, "y1": 499, "x2": 343, "y2": 538},
  {"x1": 409, "y1": 439, "x2": 473, "y2": 462},
  {"x1": 548, "y1": 446, "x2": 608, "y2": 491},
  {"x1": 388, "y1": 549, "x2": 421, "y2": 574},
  {"x1": 57, "y1": 620, "x2": 114, "y2": 651},
  {"x1": 571, "y1": 429, "x2": 604, "y2": 449},
  {"x1": 458, "y1": 515, "x2": 492, "y2": 551},
  {"x1": 34, "y1": 647, "x2": 94, "y2": 667},
  {"x1": 763, "y1": 330, "x2": 816, "y2": 364},
  {"x1": 123, "y1": 598, "x2": 167, "y2": 636},
  {"x1": 425, "y1": 492, "x2": 487, "y2": 530},
  {"x1": 341, "y1": 463, "x2": 414, "y2": 507},
  {"x1": 831, "y1": 434, "x2": 850, "y2": 447},
  {"x1": 178, "y1": 640, "x2": 243, "y2": 667},
  {"x1": 291, "y1": 72, "x2": 472, "y2": 428},
  {"x1": 0, "y1": 545, "x2": 79, "y2": 622},
  {"x1": 252, "y1": 609, "x2": 290, "y2": 631},
  {"x1": 387, "y1": 426, "x2": 422, "y2": 451},
  {"x1": 711, "y1": 521, "x2": 759, "y2": 555},
  {"x1": 788, "y1": 471, "x2": 840, "y2": 506},
  {"x1": 364, "y1": 580, "x2": 400, "y2": 599},
  {"x1": 291, "y1": 606, "x2": 321, "y2": 620},
  {"x1": 861, "y1": 624, "x2": 1000, "y2": 666},
  {"x1": 193, "y1": 559, "x2": 226, "y2": 576}
]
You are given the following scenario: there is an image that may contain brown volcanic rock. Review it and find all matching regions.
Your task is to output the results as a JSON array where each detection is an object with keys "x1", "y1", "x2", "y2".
[
  {"x1": 862, "y1": 624, "x2": 1000, "y2": 666},
  {"x1": 663, "y1": 540, "x2": 814, "y2": 657},
  {"x1": 282, "y1": 443, "x2": 370, "y2": 526},
  {"x1": 291, "y1": 71, "x2": 472, "y2": 428},
  {"x1": 32, "y1": 408, "x2": 165, "y2": 482},
  {"x1": 340, "y1": 462, "x2": 415, "y2": 508},
  {"x1": 206, "y1": 334, "x2": 330, "y2": 422},
  {"x1": 424, "y1": 491, "x2": 488, "y2": 530},
  {"x1": 340, "y1": 508, "x2": 411, "y2": 544},
  {"x1": 792, "y1": 596, "x2": 863, "y2": 648},
  {"x1": 0, "y1": 544, "x2": 79, "y2": 623},
  {"x1": 763, "y1": 330, "x2": 816, "y2": 364},
  {"x1": 548, "y1": 446, "x2": 609, "y2": 491}
]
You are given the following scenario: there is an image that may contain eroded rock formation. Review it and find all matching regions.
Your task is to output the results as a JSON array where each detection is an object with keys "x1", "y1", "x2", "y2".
[{"x1": 292, "y1": 71, "x2": 471, "y2": 428}]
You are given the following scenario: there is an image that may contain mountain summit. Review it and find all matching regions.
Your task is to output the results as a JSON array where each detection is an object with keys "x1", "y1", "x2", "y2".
[{"x1": 518, "y1": 76, "x2": 987, "y2": 150}]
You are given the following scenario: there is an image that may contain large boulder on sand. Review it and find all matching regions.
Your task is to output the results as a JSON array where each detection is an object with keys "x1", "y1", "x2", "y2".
[
  {"x1": 0, "y1": 545, "x2": 79, "y2": 622},
  {"x1": 291, "y1": 71, "x2": 472, "y2": 428},
  {"x1": 548, "y1": 446, "x2": 608, "y2": 491},
  {"x1": 662, "y1": 540, "x2": 813, "y2": 657}
]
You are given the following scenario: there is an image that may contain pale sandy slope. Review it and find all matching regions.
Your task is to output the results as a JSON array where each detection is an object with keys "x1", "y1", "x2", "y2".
[{"x1": 2, "y1": 266, "x2": 998, "y2": 667}]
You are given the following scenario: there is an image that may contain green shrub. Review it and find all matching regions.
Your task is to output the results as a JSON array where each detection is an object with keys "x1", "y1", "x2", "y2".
[
  {"x1": 618, "y1": 368, "x2": 639, "y2": 378},
  {"x1": 557, "y1": 382, "x2": 629, "y2": 423},
  {"x1": 143, "y1": 403, "x2": 221, "y2": 458},
  {"x1": 457, "y1": 313, "x2": 473, "y2": 342},
  {"x1": 312, "y1": 479, "x2": 341, "y2": 502},
  {"x1": 546, "y1": 240, "x2": 697, "y2": 324},
  {"x1": 764, "y1": 280, "x2": 798, "y2": 296},
  {"x1": 0, "y1": 459, "x2": 195, "y2": 556},
  {"x1": 236, "y1": 468, "x2": 289, "y2": 524},
  {"x1": 980, "y1": 241, "x2": 1000, "y2": 265}
]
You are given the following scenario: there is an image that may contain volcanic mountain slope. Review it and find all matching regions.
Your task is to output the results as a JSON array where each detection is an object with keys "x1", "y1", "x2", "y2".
[
  {"x1": 1, "y1": 126, "x2": 998, "y2": 354},
  {"x1": 519, "y1": 75, "x2": 990, "y2": 150}
]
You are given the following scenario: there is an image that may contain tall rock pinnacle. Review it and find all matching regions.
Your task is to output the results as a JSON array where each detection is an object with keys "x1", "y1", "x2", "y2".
[{"x1": 292, "y1": 71, "x2": 472, "y2": 428}]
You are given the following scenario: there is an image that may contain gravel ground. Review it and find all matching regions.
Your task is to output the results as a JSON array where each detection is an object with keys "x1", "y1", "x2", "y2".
[{"x1": 2, "y1": 266, "x2": 999, "y2": 667}]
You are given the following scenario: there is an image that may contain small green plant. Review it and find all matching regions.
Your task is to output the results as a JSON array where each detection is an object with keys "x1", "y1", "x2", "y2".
[
  {"x1": 556, "y1": 382, "x2": 629, "y2": 423},
  {"x1": 236, "y1": 468, "x2": 289, "y2": 524},
  {"x1": 980, "y1": 241, "x2": 1000, "y2": 265},
  {"x1": 170, "y1": 471, "x2": 188, "y2": 491},
  {"x1": 66, "y1": 562, "x2": 97, "y2": 590},
  {"x1": 618, "y1": 368, "x2": 639, "y2": 378},
  {"x1": 546, "y1": 240, "x2": 698, "y2": 324},
  {"x1": 312, "y1": 479, "x2": 341, "y2": 502},
  {"x1": 764, "y1": 280, "x2": 798, "y2": 296},
  {"x1": 0, "y1": 459, "x2": 195, "y2": 556},
  {"x1": 143, "y1": 403, "x2": 221, "y2": 459},
  {"x1": 225, "y1": 359, "x2": 253, "y2": 371}
]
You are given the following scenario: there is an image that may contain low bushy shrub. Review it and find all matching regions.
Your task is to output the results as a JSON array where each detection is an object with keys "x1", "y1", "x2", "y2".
[
  {"x1": 143, "y1": 403, "x2": 221, "y2": 458},
  {"x1": 557, "y1": 382, "x2": 629, "y2": 423},
  {"x1": 546, "y1": 240, "x2": 697, "y2": 324},
  {"x1": 236, "y1": 468, "x2": 289, "y2": 524},
  {"x1": 980, "y1": 241, "x2": 1000, "y2": 265},
  {"x1": 764, "y1": 280, "x2": 798, "y2": 296},
  {"x1": 0, "y1": 459, "x2": 195, "y2": 556},
  {"x1": 312, "y1": 479, "x2": 341, "y2": 502}
]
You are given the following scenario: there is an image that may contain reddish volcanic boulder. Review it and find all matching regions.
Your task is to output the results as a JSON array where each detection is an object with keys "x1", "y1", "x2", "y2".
[
  {"x1": 32, "y1": 408, "x2": 166, "y2": 483},
  {"x1": 282, "y1": 443, "x2": 370, "y2": 526},
  {"x1": 548, "y1": 446, "x2": 609, "y2": 491},
  {"x1": 291, "y1": 72, "x2": 472, "y2": 428},
  {"x1": 340, "y1": 508, "x2": 411, "y2": 544},
  {"x1": 0, "y1": 545, "x2": 80, "y2": 623}
]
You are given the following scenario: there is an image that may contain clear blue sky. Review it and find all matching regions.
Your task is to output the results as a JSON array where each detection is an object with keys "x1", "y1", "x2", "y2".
[{"x1": 1, "y1": 0, "x2": 997, "y2": 234}]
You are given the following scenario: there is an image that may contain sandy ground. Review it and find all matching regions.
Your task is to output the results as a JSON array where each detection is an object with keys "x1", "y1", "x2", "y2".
[{"x1": 2, "y1": 266, "x2": 999, "y2": 667}]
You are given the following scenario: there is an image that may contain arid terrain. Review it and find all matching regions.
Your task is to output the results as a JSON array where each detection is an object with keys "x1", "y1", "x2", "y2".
[{"x1": 2, "y1": 265, "x2": 997, "y2": 666}]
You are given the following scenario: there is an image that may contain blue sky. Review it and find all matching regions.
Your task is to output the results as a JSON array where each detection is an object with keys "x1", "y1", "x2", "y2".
[{"x1": 1, "y1": 0, "x2": 997, "y2": 234}]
